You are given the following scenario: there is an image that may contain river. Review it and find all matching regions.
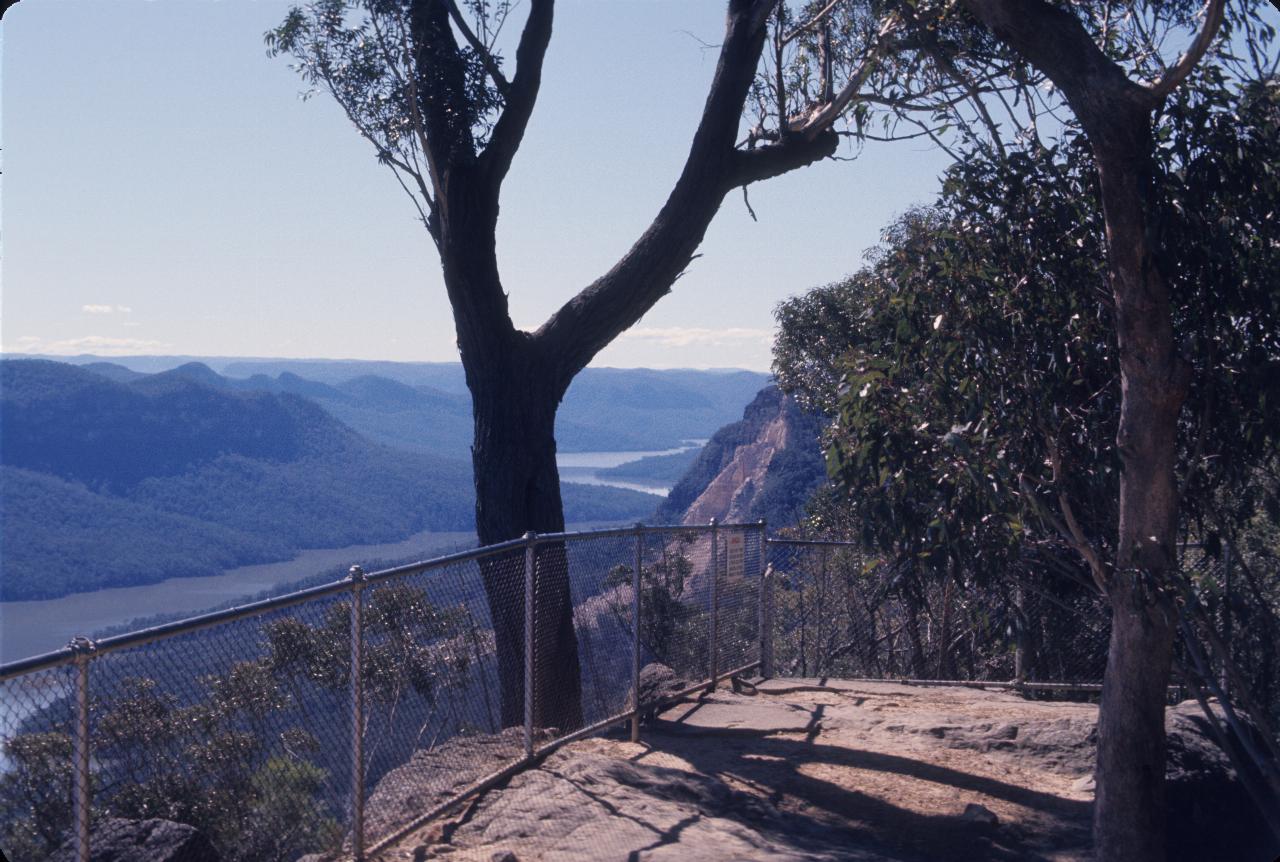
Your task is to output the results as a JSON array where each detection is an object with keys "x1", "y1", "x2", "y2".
[
  {"x1": 557, "y1": 442, "x2": 702, "y2": 495},
  {"x1": 0, "y1": 447, "x2": 694, "y2": 663},
  {"x1": 0, "y1": 528, "x2": 477, "y2": 663}
]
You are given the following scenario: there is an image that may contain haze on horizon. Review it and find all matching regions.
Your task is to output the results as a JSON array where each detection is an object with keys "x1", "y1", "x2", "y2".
[{"x1": 0, "y1": 0, "x2": 949, "y2": 373}]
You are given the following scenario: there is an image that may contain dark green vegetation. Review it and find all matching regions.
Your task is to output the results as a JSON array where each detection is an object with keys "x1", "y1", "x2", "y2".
[
  {"x1": 775, "y1": 60, "x2": 1280, "y2": 855},
  {"x1": 596, "y1": 448, "x2": 701, "y2": 486},
  {"x1": 778, "y1": 72, "x2": 1280, "y2": 583},
  {"x1": 0, "y1": 583, "x2": 469, "y2": 862},
  {"x1": 776, "y1": 68, "x2": 1280, "y2": 650},
  {"x1": 0, "y1": 360, "x2": 660, "y2": 602}
]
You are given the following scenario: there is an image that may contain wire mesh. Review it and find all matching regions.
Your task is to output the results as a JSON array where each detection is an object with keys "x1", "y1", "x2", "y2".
[
  {"x1": 85, "y1": 589, "x2": 354, "y2": 862},
  {"x1": 551, "y1": 533, "x2": 638, "y2": 733},
  {"x1": 0, "y1": 662, "x2": 77, "y2": 862},
  {"x1": 358, "y1": 548, "x2": 524, "y2": 852},
  {"x1": 765, "y1": 540, "x2": 1110, "y2": 685},
  {"x1": 632, "y1": 528, "x2": 714, "y2": 689},
  {"x1": 0, "y1": 523, "x2": 1140, "y2": 862},
  {"x1": 713, "y1": 525, "x2": 764, "y2": 676}
]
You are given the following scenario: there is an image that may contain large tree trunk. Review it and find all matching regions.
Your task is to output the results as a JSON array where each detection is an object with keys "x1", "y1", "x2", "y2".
[
  {"x1": 1091, "y1": 133, "x2": 1189, "y2": 862},
  {"x1": 402, "y1": 0, "x2": 834, "y2": 743},
  {"x1": 468, "y1": 349, "x2": 584, "y2": 732}
]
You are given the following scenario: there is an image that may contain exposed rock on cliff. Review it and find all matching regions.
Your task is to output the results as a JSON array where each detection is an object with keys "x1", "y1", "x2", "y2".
[
  {"x1": 656, "y1": 386, "x2": 824, "y2": 528},
  {"x1": 50, "y1": 818, "x2": 219, "y2": 862}
]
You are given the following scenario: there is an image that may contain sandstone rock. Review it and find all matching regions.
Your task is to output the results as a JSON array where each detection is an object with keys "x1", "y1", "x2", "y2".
[
  {"x1": 632, "y1": 662, "x2": 696, "y2": 718},
  {"x1": 364, "y1": 727, "x2": 545, "y2": 844},
  {"x1": 1164, "y1": 700, "x2": 1277, "y2": 862},
  {"x1": 50, "y1": 818, "x2": 218, "y2": 862},
  {"x1": 960, "y1": 803, "x2": 999, "y2": 826},
  {"x1": 447, "y1": 748, "x2": 865, "y2": 861}
]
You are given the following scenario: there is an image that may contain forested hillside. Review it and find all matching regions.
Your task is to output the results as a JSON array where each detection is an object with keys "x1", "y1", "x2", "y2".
[{"x1": 0, "y1": 359, "x2": 659, "y2": 600}]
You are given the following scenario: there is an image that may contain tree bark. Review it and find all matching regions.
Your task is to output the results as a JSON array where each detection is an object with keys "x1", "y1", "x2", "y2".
[
  {"x1": 468, "y1": 342, "x2": 584, "y2": 731},
  {"x1": 1090, "y1": 130, "x2": 1188, "y2": 862},
  {"x1": 955, "y1": 2, "x2": 1209, "y2": 858},
  {"x1": 399, "y1": 0, "x2": 836, "y2": 740}
]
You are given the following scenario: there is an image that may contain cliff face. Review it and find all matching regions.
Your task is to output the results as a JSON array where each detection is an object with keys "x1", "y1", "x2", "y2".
[{"x1": 655, "y1": 385, "x2": 825, "y2": 528}]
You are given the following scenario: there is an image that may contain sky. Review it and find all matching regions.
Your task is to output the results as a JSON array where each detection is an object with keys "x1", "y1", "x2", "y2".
[{"x1": 1, "y1": 0, "x2": 951, "y2": 371}]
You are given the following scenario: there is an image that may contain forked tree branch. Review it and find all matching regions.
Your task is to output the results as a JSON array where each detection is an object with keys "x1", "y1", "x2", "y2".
[{"x1": 535, "y1": 0, "x2": 837, "y2": 387}]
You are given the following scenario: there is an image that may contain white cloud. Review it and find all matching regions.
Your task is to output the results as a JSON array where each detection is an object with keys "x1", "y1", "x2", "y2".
[
  {"x1": 81, "y1": 304, "x2": 134, "y2": 314},
  {"x1": 9, "y1": 335, "x2": 173, "y2": 356},
  {"x1": 619, "y1": 326, "x2": 773, "y2": 348}
]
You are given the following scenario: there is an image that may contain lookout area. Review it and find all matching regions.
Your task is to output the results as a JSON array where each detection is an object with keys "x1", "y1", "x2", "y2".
[{"x1": 372, "y1": 678, "x2": 1268, "y2": 862}]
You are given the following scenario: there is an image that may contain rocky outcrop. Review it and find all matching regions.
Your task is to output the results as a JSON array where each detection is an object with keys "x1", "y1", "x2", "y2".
[
  {"x1": 50, "y1": 818, "x2": 219, "y2": 862},
  {"x1": 363, "y1": 727, "x2": 546, "y2": 846},
  {"x1": 656, "y1": 386, "x2": 824, "y2": 528},
  {"x1": 415, "y1": 747, "x2": 868, "y2": 861},
  {"x1": 377, "y1": 679, "x2": 1277, "y2": 862},
  {"x1": 630, "y1": 663, "x2": 699, "y2": 721}
]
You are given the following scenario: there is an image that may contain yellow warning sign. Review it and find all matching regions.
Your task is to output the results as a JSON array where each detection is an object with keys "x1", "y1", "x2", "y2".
[{"x1": 726, "y1": 532, "x2": 745, "y2": 582}]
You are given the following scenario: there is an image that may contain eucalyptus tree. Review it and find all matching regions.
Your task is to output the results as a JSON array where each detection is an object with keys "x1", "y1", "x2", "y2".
[
  {"x1": 265, "y1": 0, "x2": 952, "y2": 732},
  {"x1": 777, "y1": 56, "x2": 1280, "y2": 861}
]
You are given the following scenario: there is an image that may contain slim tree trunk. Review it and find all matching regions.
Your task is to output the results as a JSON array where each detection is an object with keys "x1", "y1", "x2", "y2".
[
  {"x1": 1091, "y1": 134, "x2": 1189, "y2": 862},
  {"x1": 947, "y1": 3, "x2": 1221, "y2": 855}
]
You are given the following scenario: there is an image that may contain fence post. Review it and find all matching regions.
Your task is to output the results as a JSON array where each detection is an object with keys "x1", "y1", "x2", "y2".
[
  {"x1": 69, "y1": 636, "x2": 94, "y2": 862},
  {"x1": 632, "y1": 524, "x2": 643, "y2": 743},
  {"x1": 758, "y1": 521, "x2": 774, "y2": 679},
  {"x1": 708, "y1": 518, "x2": 719, "y2": 693},
  {"x1": 523, "y1": 532, "x2": 536, "y2": 760},
  {"x1": 347, "y1": 566, "x2": 366, "y2": 862},
  {"x1": 1222, "y1": 542, "x2": 1233, "y2": 696}
]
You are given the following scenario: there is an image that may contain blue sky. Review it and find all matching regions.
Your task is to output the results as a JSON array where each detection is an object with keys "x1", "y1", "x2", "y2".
[{"x1": 1, "y1": 0, "x2": 950, "y2": 370}]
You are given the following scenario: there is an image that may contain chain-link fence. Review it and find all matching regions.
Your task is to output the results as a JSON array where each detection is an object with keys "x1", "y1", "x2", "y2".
[
  {"x1": 764, "y1": 539, "x2": 1112, "y2": 688},
  {"x1": 10, "y1": 525, "x2": 1251, "y2": 862},
  {"x1": 0, "y1": 522, "x2": 767, "y2": 862}
]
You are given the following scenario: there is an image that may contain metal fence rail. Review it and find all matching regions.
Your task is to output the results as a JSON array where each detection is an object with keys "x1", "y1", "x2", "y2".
[{"x1": 0, "y1": 522, "x2": 766, "y2": 862}]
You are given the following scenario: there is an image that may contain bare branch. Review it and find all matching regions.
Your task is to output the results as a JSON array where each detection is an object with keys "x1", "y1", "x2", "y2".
[
  {"x1": 782, "y1": 0, "x2": 842, "y2": 46},
  {"x1": 480, "y1": 0, "x2": 554, "y2": 190},
  {"x1": 446, "y1": 0, "x2": 512, "y2": 97},
  {"x1": 1144, "y1": 0, "x2": 1226, "y2": 99}
]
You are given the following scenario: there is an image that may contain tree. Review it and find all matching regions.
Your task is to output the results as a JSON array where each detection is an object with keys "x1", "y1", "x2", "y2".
[
  {"x1": 776, "y1": 58, "x2": 1280, "y2": 860},
  {"x1": 264, "y1": 0, "x2": 927, "y2": 732}
]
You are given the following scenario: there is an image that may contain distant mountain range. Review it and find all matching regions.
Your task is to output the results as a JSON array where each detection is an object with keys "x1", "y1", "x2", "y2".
[
  {"x1": 19, "y1": 354, "x2": 770, "y2": 454},
  {"x1": 0, "y1": 357, "x2": 771, "y2": 601}
]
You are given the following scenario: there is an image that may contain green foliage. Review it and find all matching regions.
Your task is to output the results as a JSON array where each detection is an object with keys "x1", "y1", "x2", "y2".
[
  {"x1": 0, "y1": 584, "x2": 466, "y2": 861},
  {"x1": 266, "y1": 0, "x2": 510, "y2": 155},
  {"x1": 0, "y1": 732, "x2": 73, "y2": 862},
  {"x1": 775, "y1": 71, "x2": 1280, "y2": 578},
  {"x1": 605, "y1": 536, "x2": 708, "y2": 676}
]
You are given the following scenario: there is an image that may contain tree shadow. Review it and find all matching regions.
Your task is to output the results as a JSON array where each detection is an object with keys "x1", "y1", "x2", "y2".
[{"x1": 632, "y1": 702, "x2": 1092, "y2": 862}]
